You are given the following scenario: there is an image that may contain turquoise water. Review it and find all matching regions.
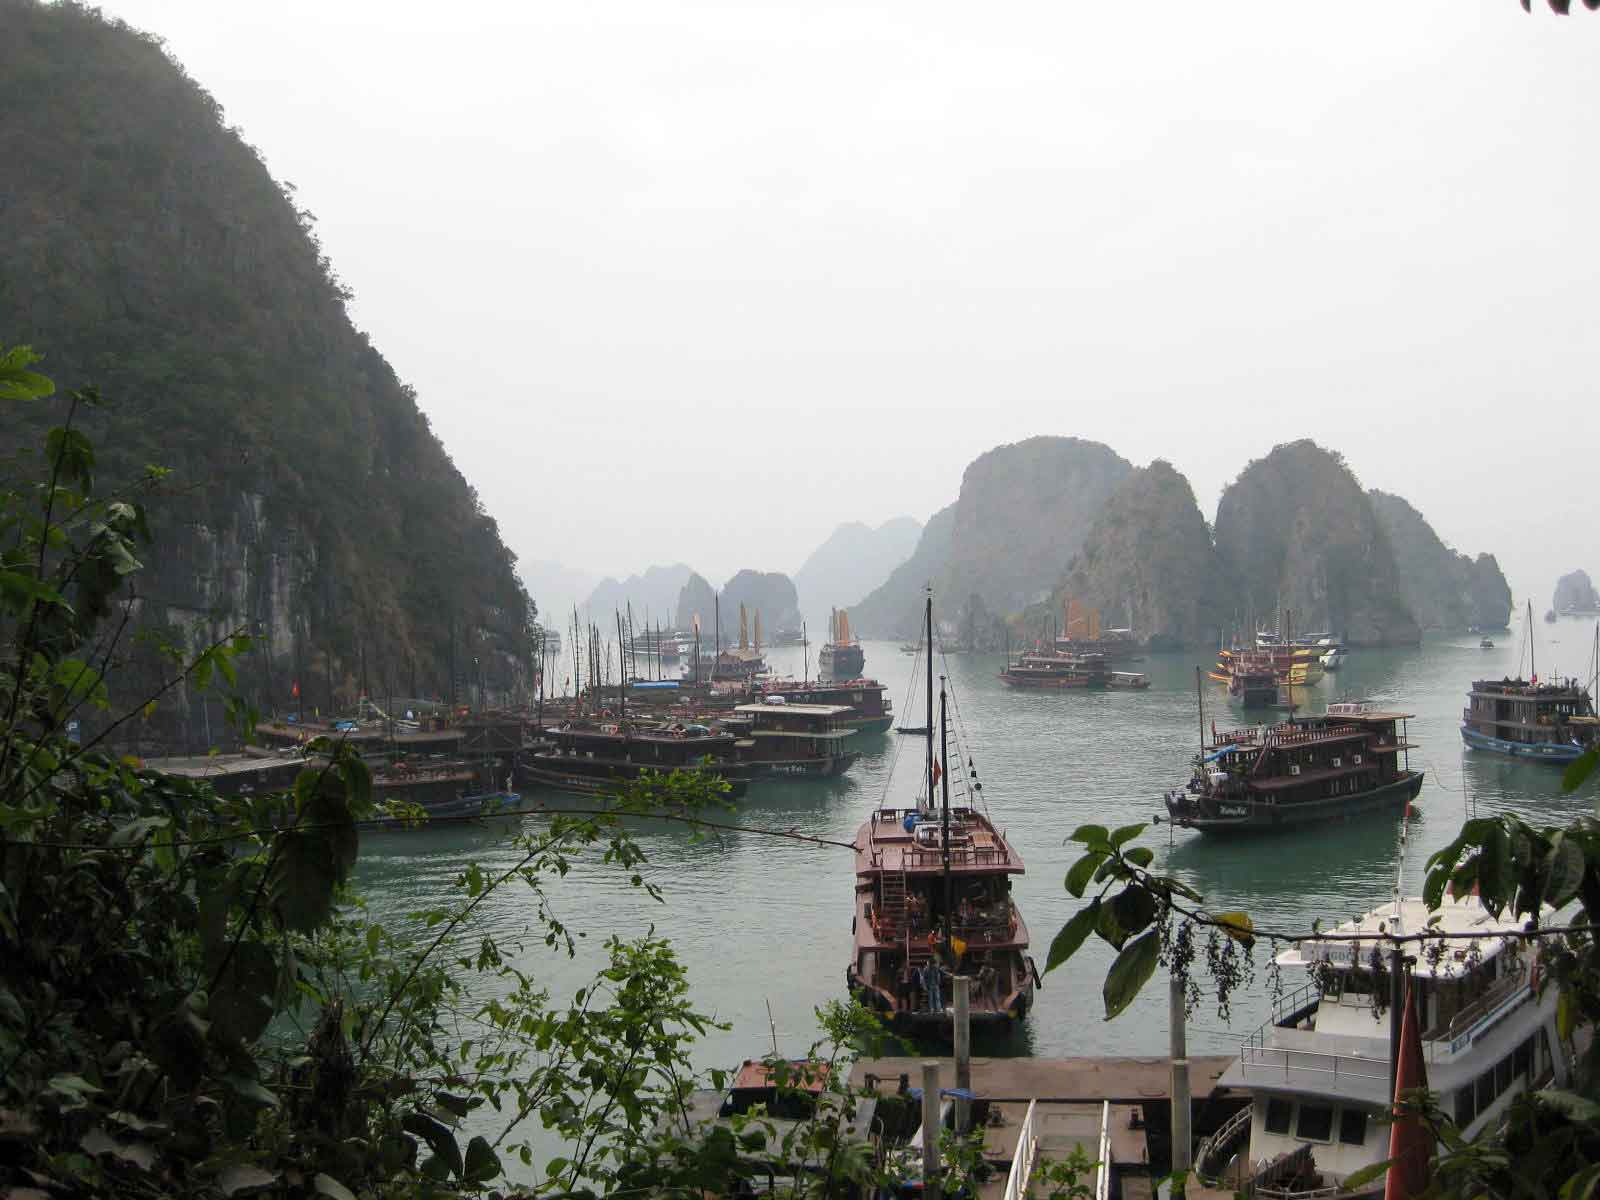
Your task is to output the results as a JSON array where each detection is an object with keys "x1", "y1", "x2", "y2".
[{"x1": 353, "y1": 612, "x2": 1598, "y2": 1085}]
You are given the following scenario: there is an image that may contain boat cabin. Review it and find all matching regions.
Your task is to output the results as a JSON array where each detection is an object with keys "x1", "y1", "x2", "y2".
[
  {"x1": 1461, "y1": 677, "x2": 1598, "y2": 759},
  {"x1": 729, "y1": 702, "x2": 860, "y2": 776},
  {"x1": 1200, "y1": 896, "x2": 1565, "y2": 1197}
]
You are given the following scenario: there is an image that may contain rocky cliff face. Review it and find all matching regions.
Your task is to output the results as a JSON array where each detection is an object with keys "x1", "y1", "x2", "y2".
[
  {"x1": 0, "y1": 3, "x2": 530, "y2": 745},
  {"x1": 941, "y1": 437, "x2": 1132, "y2": 615},
  {"x1": 794, "y1": 517, "x2": 922, "y2": 630},
  {"x1": 673, "y1": 573, "x2": 717, "y2": 634},
  {"x1": 720, "y1": 570, "x2": 801, "y2": 639},
  {"x1": 1368, "y1": 491, "x2": 1512, "y2": 631},
  {"x1": 1214, "y1": 441, "x2": 1418, "y2": 646},
  {"x1": 850, "y1": 504, "x2": 956, "y2": 638},
  {"x1": 1555, "y1": 570, "x2": 1600, "y2": 613},
  {"x1": 585, "y1": 564, "x2": 694, "y2": 626},
  {"x1": 849, "y1": 438, "x2": 1132, "y2": 639},
  {"x1": 1058, "y1": 462, "x2": 1230, "y2": 649}
]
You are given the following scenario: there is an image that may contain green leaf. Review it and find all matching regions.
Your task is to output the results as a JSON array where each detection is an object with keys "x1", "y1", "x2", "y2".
[
  {"x1": 218, "y1": 1164, "x2": 279, "y2": 1196},
  {"x1": 1045, "y1": 902, "x2": 1099, "y2": 974},
  {"x1": 1562, "y1": 746, "x2": 1600, "y2": 794},
  {"x1": 1065, "y1": 851, "x2": 1107, "y2": 898},
  {"x1": 463, "y1": 1135, "x2": 500, "y2": 1185},
  {"x1": 1124, "y1": 846, "x2": 1155, "y2": 868},
  {"x1": 1110, "y1": 823, "x2": 1146, "y2": 848},
  {"x1": 1068, "y1": 824, "x2": 1110, "y2": 848},
  {"x1": 210, "y1": 940, "x2": 277, "y2": 1044},
  {"x1": 0, "y1": 344, "x2": 54, "y2": 401},
  {"x1": 403, "y1": 1111, "x2": 464, "y2": 1180},
  {"x1": 222, "y1": 1075, "x2": 280, "y2": 1109},
  {"x1": 1108, "y1": 886, "x2": 1158, "y2": 942},
  {"x1": 1103, "y1": 929, "x2": 1161, "y2": 1020},
  {"x1": 1212, "y1": 911, "x2": 1256, "y2": 948},
  {"x1": 1340, "y1": 1157, "x2": 1396, "y2": 1192},
  {"x1": 1478, "y1": 823, "x2": 1511, "y2": 914},
  {"x1": 1538, "y1": 1088, "x2": 1600, "y2": 1123},
  {"x1": 1543, "y1": 836, "x2": 1585, "y2": 907},
  {"x1": 313, "y1": 1173, "x2": 358, "y2": 1200},
  {"x1": 1561, "y1": 1163, "x2": 1600, "y2": 1200}
]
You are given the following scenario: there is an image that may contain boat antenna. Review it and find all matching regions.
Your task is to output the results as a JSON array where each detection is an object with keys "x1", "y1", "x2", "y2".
[
  {"x1": 925, "y1": 587, "x2": 935, "y2": 813},
  {"x1": 1196, "y1": 665, "x2": 1205, "y2": 754},
  {"x1": 940, "y1": 673, "x2": 953, "y2": 953},
  {"x1": 766, "y1": 997, "x2": 780, "y2": 1057}
]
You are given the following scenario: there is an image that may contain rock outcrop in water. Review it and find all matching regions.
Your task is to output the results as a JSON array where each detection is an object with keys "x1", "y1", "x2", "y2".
[
  {"x1": 850, "y1": 438, "x2": 1131, "y2": 638},
  {"x1": 794, "y1": 517, "x2": 922, "y2": 631},
  {"x1": 673, "y1": 572, "x2": 718, "y2": 634},
  {"x1": 0, "y1": 3, "x2": 529, "y2": 744},
  {"x1": 1214, "y1": 441, "x2": 1419, "y2": 646},
  {"x1": 720, "y1": 570, "x2": 801, "y2": 640},
  {"x1": 1058, "y1": 462, "x2": 1230, "y2": 649},
  {"x1": 1367, "y1": 491, "x2": 1512, "y2": 631},
  {"x1": 1554, "y1": 570, "x2": 1600, "y2": 614}
]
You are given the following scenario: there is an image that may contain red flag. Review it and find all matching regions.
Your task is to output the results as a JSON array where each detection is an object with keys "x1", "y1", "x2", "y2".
[
  {"x1": 931, "y1": 759, "x2": 943, "y2": 788},
  {"x1": 1384, "y1": 977, "x2": 1430, "y2": 1200},
  {"x1": 291, "y1": 680, "x2": 300, "y2": 698}
]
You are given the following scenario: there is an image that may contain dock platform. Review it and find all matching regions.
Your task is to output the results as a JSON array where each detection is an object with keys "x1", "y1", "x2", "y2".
[{"x1": 850, "y1": 1054, "x2": 1235, "y2": 1102}]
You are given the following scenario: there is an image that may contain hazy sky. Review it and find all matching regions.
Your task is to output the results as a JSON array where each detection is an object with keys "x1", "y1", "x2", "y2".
[{"x1": 100, "y1": 0, "x2": 1596, "y2": 605}]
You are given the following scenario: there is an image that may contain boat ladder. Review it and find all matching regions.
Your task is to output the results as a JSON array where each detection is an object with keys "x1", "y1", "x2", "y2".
[{"x1": 879, "y1": 870, "x2": 909, "y2": 938}]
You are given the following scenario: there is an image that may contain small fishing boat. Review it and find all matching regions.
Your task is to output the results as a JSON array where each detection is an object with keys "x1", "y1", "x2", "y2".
[{"x1": 1479, "y1": 637, "x2": 1495, "y2": 650}]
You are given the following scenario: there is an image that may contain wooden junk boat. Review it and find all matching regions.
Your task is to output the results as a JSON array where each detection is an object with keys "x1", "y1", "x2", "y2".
[
  {"x1": 520, "y1": 720, "x2": 751, "y2": 798},
  {"x1": 1460, "y1": 606, "x2": 1599, "y2": 765},
  {"x1": 819, "y1": 607, "x2": 866, "y2": 680},
  {"x1": 848, "y1": 594, "x2": 1037, "y2": 1031},
  {"x1": 1164, "y1": 699, "x2": 1423, "y2": 835},
  {"x1": 723, "y1": 701, "x2": 861, "y2": 777},
  {"x1": 753, "y1": 677, "x2": 895, "y2": 735},
  {"x1": 1208, "y1": 650, "x2": 1280, "y2": 708}
]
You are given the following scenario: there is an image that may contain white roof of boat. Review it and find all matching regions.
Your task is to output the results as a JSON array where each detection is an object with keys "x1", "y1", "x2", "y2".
[
  {"x1": 733, "y1": 703, "x2": 853, "y2": 716},
  {"x1": 1278, "y1": 895, "x2": 1533, "y2": 976}
]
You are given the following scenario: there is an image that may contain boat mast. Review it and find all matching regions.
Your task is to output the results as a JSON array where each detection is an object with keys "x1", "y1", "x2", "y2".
[
  {"x1": 713, "y1": 593, "x2": 721, "y2": 683},
  {"x1": 1195, "y1": 665, "x2": 1205, "y2": 752},
  {"x1": 925, "y1": 588, "x2": 934, "y2": 812},
  {"x1": 940, "y1": 674, "x2": 953, "y2": 950},
  {"x1": 1530, "y1": 600, "x2": 1537, "y2": 682},
  {"x1": 802, "y1": 621, "x2": 809, "y2": 686}
]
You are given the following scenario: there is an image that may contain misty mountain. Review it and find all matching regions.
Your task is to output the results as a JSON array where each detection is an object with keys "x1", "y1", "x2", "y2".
[
  {"x1": 1214, "y1": 441, "x2": 1419, "y2": 646},
  {"x1": 1058, "y1": 461, "x2": 1231, "y2": 649},
  {"x1": 794, "y1": 517, "x2": 923, "y2": 629},
  {"x1": 851, "y1": 438, "x2": 1132, "y2": 639},
  {"x1": 521, "y1": 560, "x2": 602, "y2": 627},
  {"x1": 1555, "y1": 570, "x2": 1600, "y2": 614},
  {"x1": 583, "y1": 564, "x2": 695, "y2": 626},
  {"x1": 1368, "y1": 491, "x2": 1512, "y2": 631}
]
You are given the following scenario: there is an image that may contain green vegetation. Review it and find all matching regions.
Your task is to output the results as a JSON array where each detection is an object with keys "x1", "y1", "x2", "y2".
[
  {"x1": 0, "y1": 2, "x2": 529, "y2": 745},
  {"x1": 3, "y1": 351, "x2": 1073, "y2": 1200}
]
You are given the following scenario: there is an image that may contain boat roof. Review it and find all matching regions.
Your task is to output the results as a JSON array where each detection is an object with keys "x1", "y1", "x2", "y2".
[
  {"x1": 733, "y1": 703, "x2": 854, "y2": 716},
  {"x1": 855, "y1": 807, "x2": 1025, "y2": 875},
  {"x1": 1471, "y1": 678, "x2": 1591, "y2": 698},
  {"x1": 1278, "y1": 895, "x2": 1533, "y2": 976}
]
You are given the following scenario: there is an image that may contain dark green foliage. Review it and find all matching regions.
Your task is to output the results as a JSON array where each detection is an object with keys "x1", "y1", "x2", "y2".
[{"x1": 0, "y1": 2, "x2": 530, "y2": 743}]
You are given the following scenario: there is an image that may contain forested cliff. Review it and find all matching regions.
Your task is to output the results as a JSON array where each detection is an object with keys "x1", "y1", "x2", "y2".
[{"x1": 0, "y1": 2, "x2": 530, "y2": 742}]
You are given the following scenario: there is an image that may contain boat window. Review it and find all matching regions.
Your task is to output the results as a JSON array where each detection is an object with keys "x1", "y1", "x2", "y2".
[
  {"x1": 1476, "y1": 1070, "x2": 1495, "y2": 1111},
  {"x1": 1455, "y1": 1084, "x2": 1477, "y2": 1128},
  {"x1": 1514, "y1": 1037, "x2": 1533, "y2": 1080},
  {"x1": 1338, "y1": 1108, "x2": 1368, "y2": 1146},
  {"x1": 1295, "y1": 1103, "x2": 1334, "y2": 1142},
  {"x1": 1264, "y1": 1098, "x2": 1293, "y2": 1135}
]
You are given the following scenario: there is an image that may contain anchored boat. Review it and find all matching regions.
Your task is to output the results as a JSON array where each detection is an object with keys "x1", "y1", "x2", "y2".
[
  {"x1": 1165, "y1": 698, "x2": 1422, "y2": 834},
  {"x1": 848, "y1": 592, "x2": 1037, "y2": 1032}
]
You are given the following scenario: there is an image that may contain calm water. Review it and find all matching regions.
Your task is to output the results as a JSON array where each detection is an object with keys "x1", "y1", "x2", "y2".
[{"x1": 354, "y1": 612, "x2": 1598, "y2": 1084}]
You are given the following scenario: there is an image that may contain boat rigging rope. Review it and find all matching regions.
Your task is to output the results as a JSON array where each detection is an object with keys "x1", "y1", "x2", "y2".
[
  {"x1": 932, "y1": 636, "x2": 994, "y2": 823},
  {"x1": 876, "y1": 631, "x2": 926, "y2": 808}
]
